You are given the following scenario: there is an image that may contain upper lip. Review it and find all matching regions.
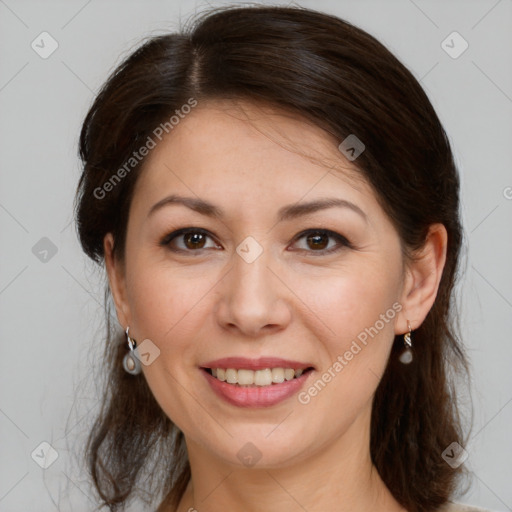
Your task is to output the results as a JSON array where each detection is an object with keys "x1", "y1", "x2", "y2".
[{"x1": 200, "y1": 357, "x2": 315, "y2": 371}]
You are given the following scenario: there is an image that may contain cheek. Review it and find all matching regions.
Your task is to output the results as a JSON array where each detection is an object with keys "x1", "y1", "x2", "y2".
[
  {"x1": 293, "y1": 264, "x2": 402, "y2": 412},
  {"x1": 292, "y1": 264, "x2": 401, "y2": 349},
  {"x1": 123, "y1": 262, "x2": 215, "y2": 423},
  {"x1": 293, "y1": 272, "x2": 400, "y2": 421},
  {"x1": 124, "y1": 258, "x2": 218, "y2": 352}
]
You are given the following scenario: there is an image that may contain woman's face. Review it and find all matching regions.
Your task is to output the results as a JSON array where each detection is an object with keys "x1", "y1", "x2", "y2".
[{"x1": 106, "y1": 99, "x2": 415, "y2": 468}]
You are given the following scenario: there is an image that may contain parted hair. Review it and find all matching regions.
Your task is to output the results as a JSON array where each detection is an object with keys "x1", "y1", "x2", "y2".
[{"x1": 74, "y1": 4, "x2": 471, "y2": 511}]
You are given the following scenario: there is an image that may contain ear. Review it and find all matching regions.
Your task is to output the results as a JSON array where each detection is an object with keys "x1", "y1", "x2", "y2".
[
  {"x1": 104, "y1": 233, "x2": 131, "y2": 329},
  {"x1": 396, "y1": 223, "x2": 448, "y2": 334}
]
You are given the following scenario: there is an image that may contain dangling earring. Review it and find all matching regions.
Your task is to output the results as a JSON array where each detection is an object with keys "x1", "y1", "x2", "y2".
[
  {"x1": 399, "y1": 321, "x2": 413, "y2": 364},
  {"x1": 122, "y1": 326, "x2": 142, "y2": 375}
]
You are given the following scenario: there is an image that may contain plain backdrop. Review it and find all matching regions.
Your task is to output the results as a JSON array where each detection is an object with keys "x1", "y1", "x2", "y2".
[{"x1": 0, "y1": 0, "x2": 511, "y2": 510}]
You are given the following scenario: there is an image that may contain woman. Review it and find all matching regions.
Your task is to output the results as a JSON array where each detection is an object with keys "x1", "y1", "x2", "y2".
[{"x1": 74, "y1": 5, "x2": 485, "y2": 512}]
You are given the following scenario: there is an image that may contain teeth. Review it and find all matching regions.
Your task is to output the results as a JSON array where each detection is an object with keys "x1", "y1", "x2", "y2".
[
  {"x1": 209, "y1": 367, "x2": 308, "y2": 386},
  {"x1": 254, "y1": 368, "x2": 272, "y2": 386},
  {"x1": 226, "y1": 368, "x2": 237, "y2": 384},
  {"x1": 271, "y1": 368, "x2": 285, "y2": 383},
  {"x1": 238, "y1": 369, "x2": 255, "y2": 385}
]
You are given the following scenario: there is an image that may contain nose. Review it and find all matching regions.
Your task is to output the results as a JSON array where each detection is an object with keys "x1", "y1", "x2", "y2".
[{"x1": 215, "y1": 245, "x2": 292, "y2": 338}]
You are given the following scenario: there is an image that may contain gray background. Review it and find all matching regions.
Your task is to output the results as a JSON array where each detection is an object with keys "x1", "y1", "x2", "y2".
[{"x1": 0, "y1": 0, "x2": 511, "y2": 510}]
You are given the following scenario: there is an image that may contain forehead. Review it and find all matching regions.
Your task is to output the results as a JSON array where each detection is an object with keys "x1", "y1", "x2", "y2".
[{"x1": 131, "y1": 99, "x2": 375, "y2": 218}]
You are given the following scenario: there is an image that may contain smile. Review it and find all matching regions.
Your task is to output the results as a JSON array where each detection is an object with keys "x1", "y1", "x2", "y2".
[
  {"x1": 201, "y1": 366, "x2": 315, "y2": 408},
  {"x1": 204, "y1": 367, "x2": 313, "y2": 386}
]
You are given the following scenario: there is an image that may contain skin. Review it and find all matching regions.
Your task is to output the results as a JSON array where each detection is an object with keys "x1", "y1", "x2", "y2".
[{"x1": 104, "y1": 99, "x2": 447, "y2": 512}]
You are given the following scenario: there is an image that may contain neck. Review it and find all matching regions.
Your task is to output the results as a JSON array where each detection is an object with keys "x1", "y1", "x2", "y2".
[{"x1": 173, "y1": 408, "x2": 406, "y2": 512}]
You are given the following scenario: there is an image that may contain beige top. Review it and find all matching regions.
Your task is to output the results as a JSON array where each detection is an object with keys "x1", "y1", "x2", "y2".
[
  {"x1": 439, "y1": 503, "x2": 492, "y2": 512},
  {"x1": 162, "y1": 499, "x2": 491, "y2": 511}
]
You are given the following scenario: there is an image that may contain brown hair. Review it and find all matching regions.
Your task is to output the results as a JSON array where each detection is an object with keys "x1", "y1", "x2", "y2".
[{"x1": 74, "y1": 4, "x2": 471, "y2": 511}]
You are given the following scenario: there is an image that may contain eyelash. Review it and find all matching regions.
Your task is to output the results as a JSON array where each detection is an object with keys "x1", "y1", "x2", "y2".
[{"x1": 159, "y1": 227, "x2": 353, "y2": 256}]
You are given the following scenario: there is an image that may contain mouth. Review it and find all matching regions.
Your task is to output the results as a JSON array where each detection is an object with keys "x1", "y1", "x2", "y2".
[
  {"x1": 200, "y1": 363, "x2": 315, "y2": 408},
  {"x1": 201, "y1": 366, "x2": 315, "y2": 387}
]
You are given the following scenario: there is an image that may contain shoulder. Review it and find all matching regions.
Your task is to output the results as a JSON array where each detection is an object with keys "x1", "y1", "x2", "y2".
[{"x1": 437, "y1": 502, "x2": 494, "y2": 512}]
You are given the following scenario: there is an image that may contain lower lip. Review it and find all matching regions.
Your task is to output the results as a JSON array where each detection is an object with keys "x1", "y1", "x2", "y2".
[{"x1": 201, "y1": 368, "x2": 313, "y2": 408}]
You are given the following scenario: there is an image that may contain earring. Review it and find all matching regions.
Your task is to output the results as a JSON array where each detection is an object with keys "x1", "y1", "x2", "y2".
[
  {"x1": 399, "y1": 321, "x2": 413, "y2": 364},
  {"x1": 122, "y1": 326, "x2": 142, "y2": 375}
]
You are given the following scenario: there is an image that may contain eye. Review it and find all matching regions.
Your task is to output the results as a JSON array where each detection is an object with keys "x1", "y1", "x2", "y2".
[
  {"x1": 160, "y1": 227, "x2": 353, "y2": 255},
  {"x1": 290, "y1": 229, "x2": 353, "y2": 255},
  {"x1": 160, "y1": 228, "x2": 220, "y2": 253}
]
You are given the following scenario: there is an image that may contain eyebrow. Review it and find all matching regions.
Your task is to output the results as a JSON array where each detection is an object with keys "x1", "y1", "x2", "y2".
[{"x1": 147, "y1": 194, "x2": 368, "y2": 223}]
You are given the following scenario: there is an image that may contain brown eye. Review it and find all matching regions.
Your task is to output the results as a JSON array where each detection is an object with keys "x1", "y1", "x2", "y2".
[
  {"x1": 306, "y1": 232, "x2": 329, "y2": 250},
  {"x1": 160, "y1": 228, "x2": 219, "y2": 253},
  {"x1": 291, "y1": 229, "x2": 352, "y2": 255},
  {"x1": 183, "y1": 232, "x2": 207, "y2": 250}
]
